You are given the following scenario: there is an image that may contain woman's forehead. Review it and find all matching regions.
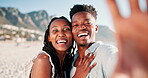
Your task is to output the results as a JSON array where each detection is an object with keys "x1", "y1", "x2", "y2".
[{"x1": 50, "y1": 19, "x2": 70, "y2": 28}]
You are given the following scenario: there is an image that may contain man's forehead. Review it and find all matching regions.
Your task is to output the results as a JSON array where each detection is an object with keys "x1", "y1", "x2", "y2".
[
  {"x1": 71, "y1": 12, "x2": 95, "y2": 22},
  {"x1": 72, "y1": 18, "x2": 90, "y2": 23},
  {"x1": 72, "y1": 12, "x2": 91, "y2": 18}
]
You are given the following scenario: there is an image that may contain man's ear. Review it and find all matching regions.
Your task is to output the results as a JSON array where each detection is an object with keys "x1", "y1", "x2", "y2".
[{"x1": 95, "y1": 25, "x2": 99, "y2": 32}]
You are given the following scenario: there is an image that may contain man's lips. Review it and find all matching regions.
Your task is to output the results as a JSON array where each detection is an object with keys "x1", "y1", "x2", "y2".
[
  {"x1": 78, "y1": 33, "x2": 88, "y2": 37},
  {"x1": 77, "y1": 30, "x2": 89, "y2": 38}
]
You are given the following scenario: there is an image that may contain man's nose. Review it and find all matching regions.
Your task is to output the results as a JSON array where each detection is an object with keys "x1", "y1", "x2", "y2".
[{"x1": 80, "y1": 24, "x2": 87, "y2": 29}]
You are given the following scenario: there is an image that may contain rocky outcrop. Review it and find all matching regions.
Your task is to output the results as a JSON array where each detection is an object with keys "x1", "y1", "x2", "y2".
[{"x1": 0, "y1": 7, "x2": 51, "y2": 30}]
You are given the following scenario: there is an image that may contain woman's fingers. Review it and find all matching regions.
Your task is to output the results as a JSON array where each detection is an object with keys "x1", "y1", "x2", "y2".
[
  {"x1": 81, "y1": 52, "x2": 96, "y2": 70},
  {"x1": 78, "y1": 58, "x2": 82, "y2": 66},
  {"x1": 87, "y1": 62, "x2": 97, "y2": 72},
  {"x1": 81, "y1": 53, "x2": 91, "y2": 64},
  {"x1": 75, "y1": 52, "x2": 97, "y2": 78},
  {"x1": 84, "y1": 52, "x2": 96, "y2": 65}
]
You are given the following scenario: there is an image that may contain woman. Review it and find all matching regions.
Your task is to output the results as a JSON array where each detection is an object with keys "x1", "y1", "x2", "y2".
[{"x1": 30, "y1": 16, "x2": 96, "y2": 78}]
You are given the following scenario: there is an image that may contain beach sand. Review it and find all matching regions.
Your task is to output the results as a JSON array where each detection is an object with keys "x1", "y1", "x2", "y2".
[{"x1": 0, "y1": 41, "x2": 43, "y2": 78}]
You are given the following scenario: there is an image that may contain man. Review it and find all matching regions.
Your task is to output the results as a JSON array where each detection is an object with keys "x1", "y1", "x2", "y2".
[
  {"x1": 107, "y1": 0, "x2": 148, "y2": 78},
  {"x1": 70, "y1": 4, "x2": 118, "y2": 78}
]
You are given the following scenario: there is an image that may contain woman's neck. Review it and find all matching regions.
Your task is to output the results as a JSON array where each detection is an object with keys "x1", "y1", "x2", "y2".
[{"x1": 56, "y1": 51, "x2": 66, "y2": 65}]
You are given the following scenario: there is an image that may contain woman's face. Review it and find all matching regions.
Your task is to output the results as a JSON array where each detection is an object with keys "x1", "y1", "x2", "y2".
[{"x1": 48, "y1": 19, "x2": 72, "y2": 53}]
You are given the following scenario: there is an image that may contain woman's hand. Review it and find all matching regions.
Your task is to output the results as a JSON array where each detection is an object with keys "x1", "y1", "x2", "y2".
[{"x1": 73, "y1": 53, "x2": 97, "y2": 78}]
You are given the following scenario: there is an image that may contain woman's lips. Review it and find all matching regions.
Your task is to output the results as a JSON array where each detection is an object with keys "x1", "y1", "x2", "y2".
[{"x1": 56, "y1": 39, "x2": 67, "y2": 44}]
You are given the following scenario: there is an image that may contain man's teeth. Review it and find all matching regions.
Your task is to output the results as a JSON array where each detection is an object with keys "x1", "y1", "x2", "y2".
[
  {"x1": 57, "y1": 40, "x2": 66, "y2": 44},
  {"x1": 78, "y1": 33, "x2": 88, "y2": 37}
]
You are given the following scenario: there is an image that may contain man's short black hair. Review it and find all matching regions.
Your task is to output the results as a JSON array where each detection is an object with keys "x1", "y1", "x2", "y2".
[{"x1": 70, "y1": 4, "x2": 97, "y2": 20}]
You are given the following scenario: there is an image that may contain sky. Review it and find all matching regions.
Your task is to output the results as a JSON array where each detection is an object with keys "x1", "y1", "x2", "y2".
[{"x1": 0, "y1": 0, "x2": 147, "y2": 31}]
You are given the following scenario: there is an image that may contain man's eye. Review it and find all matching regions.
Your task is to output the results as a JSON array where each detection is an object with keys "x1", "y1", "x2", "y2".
[
  {"x1": 85, "y1": 22, "x2": 91, "y2": 25},
  {"x1": 64, "y1": 28, "x2": 71, "y2": 31},
  {"x1": 73, "y1": 24, "x2": 79, "y2": 27}
]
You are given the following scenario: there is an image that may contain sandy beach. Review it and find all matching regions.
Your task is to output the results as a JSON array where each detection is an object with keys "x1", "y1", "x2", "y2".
[
  {"x1": 0, "y1": 41, "x2": 43, "y2": 78},
  {"x1": 0, "y1": 39, "x2": 116, "y2": 78}
]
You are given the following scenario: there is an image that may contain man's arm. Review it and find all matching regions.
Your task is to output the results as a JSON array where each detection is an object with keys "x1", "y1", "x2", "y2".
[{"x1": 107, "y1": 0, "x2": 148, "y2": 78}]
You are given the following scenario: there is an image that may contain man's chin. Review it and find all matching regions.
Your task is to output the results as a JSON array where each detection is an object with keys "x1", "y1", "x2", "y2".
[{"x1": 78, "y1": 43, "x2": 89, "y2": 47}]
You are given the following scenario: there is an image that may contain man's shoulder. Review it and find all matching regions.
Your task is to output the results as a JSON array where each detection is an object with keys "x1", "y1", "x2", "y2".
[{"x1": 95, "y1": 41, "x2": 118, "y2": 54}]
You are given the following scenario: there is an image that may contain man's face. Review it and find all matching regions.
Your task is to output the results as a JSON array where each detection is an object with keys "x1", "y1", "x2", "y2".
[{"x1": 72, "y1": 12, "x2": 98, "y2": 47}]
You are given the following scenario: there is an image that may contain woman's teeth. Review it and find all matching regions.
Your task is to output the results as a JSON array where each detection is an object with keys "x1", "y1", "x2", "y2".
[{"x1": 57, "y1": 40, "x2": 66, "y2": 44}]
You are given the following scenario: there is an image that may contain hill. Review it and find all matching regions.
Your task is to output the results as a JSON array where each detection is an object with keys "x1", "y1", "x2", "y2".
[
  {"x1": 96, "y1": 25, "x2": 116, "y2": 45},
  {"x1": 0, "y1": 7, "x2": 52, "y2": 31}
]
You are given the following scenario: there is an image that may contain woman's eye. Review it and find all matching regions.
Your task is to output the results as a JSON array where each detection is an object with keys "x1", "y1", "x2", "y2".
[{"x1": 52, "y1": 29, "x2": 58, "y2": 32}]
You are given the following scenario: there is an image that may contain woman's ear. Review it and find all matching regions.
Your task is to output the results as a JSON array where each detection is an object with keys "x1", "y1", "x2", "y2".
[{"x1": 48, "y1": 35, "x2": 51, "y2": 42}]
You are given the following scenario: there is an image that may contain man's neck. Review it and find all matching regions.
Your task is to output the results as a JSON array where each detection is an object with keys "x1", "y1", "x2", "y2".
[{"x1": 77, "y1": 43, "x2": 93, "y2": 59}]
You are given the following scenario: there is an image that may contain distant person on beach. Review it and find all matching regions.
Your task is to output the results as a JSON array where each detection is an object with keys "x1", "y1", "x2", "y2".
[
  {"x1": 15, "y1": 35, "x2": 21, "y2": 46},
  {"x1": 107, "y1": 0, "x2": 148, "y2": 78},
  {"x1": 69, "y1": 4, "x2": 118, "y2": 78},
  {"x1": 30, "y1": 16, "x2": 96, "y2": 78}
]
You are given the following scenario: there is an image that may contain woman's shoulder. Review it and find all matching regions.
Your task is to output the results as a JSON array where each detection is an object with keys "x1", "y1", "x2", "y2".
[
  {"x1": 34, "y1": 52, "x2": 50, "y2": 63},
  {"x1": 38, "y1": 53, "x2": 49, "y2": 59},
  {"x1": 31, "y1": 52, "x2": 52, "y2": 72},
  {"x1": 30, "y1": 52, "x2": 52, "y2": 78}
]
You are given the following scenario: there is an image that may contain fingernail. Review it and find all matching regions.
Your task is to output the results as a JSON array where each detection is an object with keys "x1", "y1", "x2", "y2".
[
  {"x1": 94, "y1": 62, "x2": 97, "y2": 65},
  {"x1": 89, "y1": 51, "x2": 92, "y2": 54},
  {"x1": 93, "y1": 52, "x2": 97, "y2": 57}
]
